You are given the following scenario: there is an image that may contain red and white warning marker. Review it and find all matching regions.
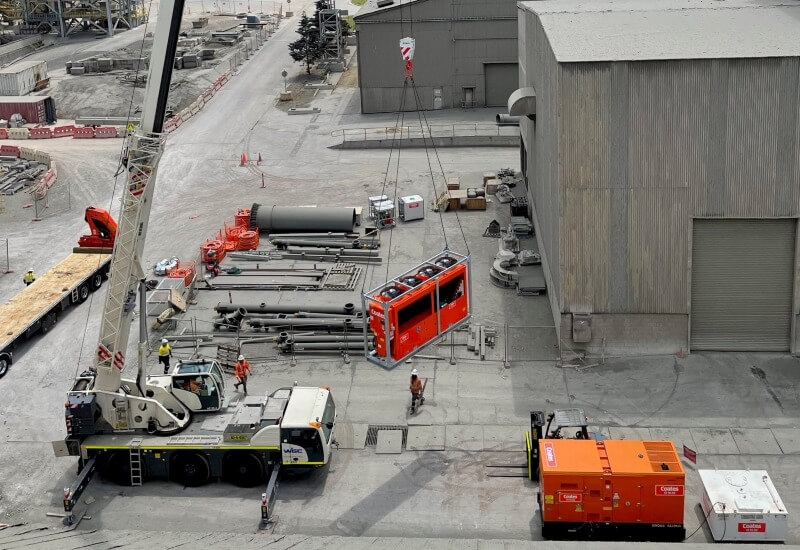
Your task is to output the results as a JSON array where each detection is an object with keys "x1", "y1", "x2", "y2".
[{"x1": 400, "y1": 37, "x2": 415, "y2": 78}]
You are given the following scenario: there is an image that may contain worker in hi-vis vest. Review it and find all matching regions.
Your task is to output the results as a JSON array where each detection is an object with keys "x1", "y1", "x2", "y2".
[
  {"x1": 23, "y1": 269, "x2": 35, "y2": 286},
  {"x1": 158, "y1": 338, "x2": 172, "y2": 374}
]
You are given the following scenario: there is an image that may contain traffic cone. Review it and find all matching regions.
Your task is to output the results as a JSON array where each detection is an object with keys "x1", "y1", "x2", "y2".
[
  {"x1": 261, "y1": 173, "x2": 266, "y2": 188},
  {"x1": 677, "y1": 348, "x2": 685, "y2": 359},
  {"x1": 240, "y1": 153, "x2": 247, "y2": 166}
]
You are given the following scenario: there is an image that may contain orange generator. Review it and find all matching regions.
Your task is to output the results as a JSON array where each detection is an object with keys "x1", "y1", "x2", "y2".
[
  {"x1": 538, "y1": 439, "x2": 685, "y2": 541},
  {"x1": 363, "y1": 251, "x2": 470, "y2": 369}
]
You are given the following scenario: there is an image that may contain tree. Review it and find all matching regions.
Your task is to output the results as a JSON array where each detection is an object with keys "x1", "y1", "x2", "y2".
[{"x1": 288, "y1": 12, "x2": 323, "y2": 75}]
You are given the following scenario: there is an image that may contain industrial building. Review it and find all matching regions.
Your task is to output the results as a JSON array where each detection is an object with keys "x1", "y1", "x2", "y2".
[
  {"x1": 354, "y1": 0, "x2": 517, "y2": 113},
  {"x1": 511, "y1": 0, "x2": 800, "y2": 355},
  {"x1": 0, "y1": 0, "x2": 146, "y2": 36}
]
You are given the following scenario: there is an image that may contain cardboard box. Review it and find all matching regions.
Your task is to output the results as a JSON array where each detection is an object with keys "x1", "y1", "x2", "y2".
[{"x1": 447, "y1": 176, "x2": 460, "y2": 190}]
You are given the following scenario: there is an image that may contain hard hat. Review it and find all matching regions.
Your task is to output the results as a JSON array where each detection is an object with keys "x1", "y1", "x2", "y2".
[
  {"x1": 411, "y1": 368, "x2": 418, "y2": 376},
  {"x1": 28, "y1": 268, "x2": 33, "y2": 272},
  {"x1": 238, "y1": 354, "x2": 245, "y2": 361},
  {"x1": 161, "y1": 338, "x2": 168, "y2": 344}
]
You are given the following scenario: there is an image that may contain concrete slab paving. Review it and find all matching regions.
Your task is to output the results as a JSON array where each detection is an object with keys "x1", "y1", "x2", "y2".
[
  {"x1": 407, "y1": 405, "x2": 446, "y2": 426},
  {"x1": 483, "y1": 425, "x2": 527, "y2": 451},
  {"x1": 608, "y1": 426, "x2": 653, "y2": 440},
  {"x1": 731, "y1": 428, "x2": 783, "y2": 455},
  {"x1": 649, "y1": 427, "x2": 698, "y2": 452},
  {"x1": 690, "y1": 428, "x2": 740, "y2": 455},
  {"x1": 772, "y1": 428, "x2": 800, "y2": 454},
  {"x1": 446, "y1": 425, "x2": 484, "y2": 451},
  {"x1": 406, "y1": 425, "x2": 445, "y2": 451},
  {"x1": 376, "y1": 430, "x2": 403, "y2": 454},
  {"x1": 335, "y1": 423, "x2": 369, "y2": 450}
]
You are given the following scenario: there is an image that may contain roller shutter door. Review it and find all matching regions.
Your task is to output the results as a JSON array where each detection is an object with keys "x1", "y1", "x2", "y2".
[
  {"x1": 484, "y1": 63, "x2": 518, "y2": 107},
  {"x1": 691, "y1": 219, "x2": 795, "y2": 351}
]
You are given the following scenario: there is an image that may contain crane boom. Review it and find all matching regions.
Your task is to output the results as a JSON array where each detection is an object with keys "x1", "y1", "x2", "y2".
[{"x1": 93, "y1": 0, "x2": 185, "y2": 393}]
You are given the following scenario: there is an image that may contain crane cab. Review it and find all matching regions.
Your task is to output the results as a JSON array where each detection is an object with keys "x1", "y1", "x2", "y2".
[
  {"x1": 165, "y1": 360, "x2": 226, "y2": 412},
  {"x1": 363, "y1": 251, "x2": 471, "y2": 369},
  {"x1": 280, "y1": 387, "x2": 336, "y2": 467}
]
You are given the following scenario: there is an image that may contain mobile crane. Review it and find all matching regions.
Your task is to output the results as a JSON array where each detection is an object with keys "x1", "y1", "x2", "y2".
[{"x1": 55, "y1": 0, "x2": 337, "y2": 525}]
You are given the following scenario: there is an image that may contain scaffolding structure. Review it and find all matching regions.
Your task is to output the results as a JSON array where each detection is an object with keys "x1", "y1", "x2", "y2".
[
  {"x1": 10, "y1": 0, "x2": 146, "y2": 37},
  {"x1": 317, "y1": 0, "x2": 341, "y2": 63}
]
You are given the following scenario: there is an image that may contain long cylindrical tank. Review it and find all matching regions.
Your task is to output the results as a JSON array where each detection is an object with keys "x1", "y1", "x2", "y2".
[{"x1": 251, "y1": 204, "x2": 356, "y2": 233}]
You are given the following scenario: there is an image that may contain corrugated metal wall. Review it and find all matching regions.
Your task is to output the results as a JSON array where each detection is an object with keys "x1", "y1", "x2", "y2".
[
  {"x1": 554, "y1": 56, "x2": 800, "y2": 315},
  {"x1": 521, "y1": 10, "x2": 561, "y2": 307},
  {"x1": 355, "y1": 0, "x2": 517, "y2": 113}
]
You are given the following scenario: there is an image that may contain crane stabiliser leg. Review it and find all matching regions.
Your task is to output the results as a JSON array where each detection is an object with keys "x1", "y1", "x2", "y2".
[
  {"x1": 259, "y1": 462, "x2": 281, "y2": 530},
  {"x1": 63, "y1": 457, "x2": 97, "y2": 524}
]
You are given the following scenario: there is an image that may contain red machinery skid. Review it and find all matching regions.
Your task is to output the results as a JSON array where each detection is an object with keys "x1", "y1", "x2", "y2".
[{"x1": 362, "y1": 251, "x2": 471, "y2": 369}]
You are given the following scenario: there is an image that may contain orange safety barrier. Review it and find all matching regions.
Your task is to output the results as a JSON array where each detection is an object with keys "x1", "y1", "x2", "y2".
[
  {"x1": 73, "y1": 127, "x2": 95, "y2": 139},
  {"x1": 237, "y1": 230, "x2": 259, "y2": 250},
  {"x1": 224, "y1": 240, "x2": 237, "y2": 252},
  {"x1": 28, "y1": 127, "x2": 53, "y2": 139},
  {"x1": 365, "y1": 251, "x2": 471, "y2": 369},
  {"x1": 53, "y1": 125, "x2": 75, "y2": 137},
  {"x1": 0, "y1": 144, "x2": 20, "y2": 157},
  {"x1": 94, "y1": 126, "x2": 118, "y2": 138},
  {"x1": 201, "y1": 239, "x2": 226, "y2": 263},
  {"x1": 0, "y1": 128, "x2": 6, "y2": 139},
  {"x1": 168, "y1": 260, "x2": 196, "y2": 286},
  {"x1": 234, "y1": 208, "x2": 251, "y2": 228},
  {"x1": 225, "y1": 224, "x2": 244, "y2": 245}
]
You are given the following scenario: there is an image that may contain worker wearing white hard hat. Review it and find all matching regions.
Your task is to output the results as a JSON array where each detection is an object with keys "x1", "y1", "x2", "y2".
[
  {"x1": 409, "y1": 368, "x2": 424, "y2": 408},
  {"x1": 158, "y1": 338, "x2": 172, "y2": 374},
  {"x1": 234, "y1": 354, "x2": 253, "y2": 395}
]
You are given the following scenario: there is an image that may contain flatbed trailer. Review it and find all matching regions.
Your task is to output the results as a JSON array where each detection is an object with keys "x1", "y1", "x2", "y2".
[{"x1": 0, "y1": 252, "x2": 111, "y2": 378}]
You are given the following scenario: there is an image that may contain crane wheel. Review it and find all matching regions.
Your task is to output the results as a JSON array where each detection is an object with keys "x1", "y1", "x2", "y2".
[
  {"x1": 222, "y1": 452, "x2": 265, "y2": 487},
  {"x1": 101, "y1": 451, "x2": 133, "y2": 486},
  {"x1": 170, "y1": 451, "x2": 211, "y2": 487}
]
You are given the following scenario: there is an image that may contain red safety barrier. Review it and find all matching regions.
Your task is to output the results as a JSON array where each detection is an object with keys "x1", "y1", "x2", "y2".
[
  {"x1": 28, "y1": 128, "x2": 53, "y2": 139},
  {"x1": 0, "y1": 128, "x2": 7, "y2": 139},
  {"x1": 40, "y1": 168, "x2": 56, "y2": 190},
  {"x1": 172, "y1": 115, "x2": 182, "y2": 128},
  {"x1": 73, "y1": 127, "x2": 95, "y2": 139},
  {"x1": 237, "y1": 230, "x2": 259, "y2": 250},
  {"x1": 168, "y1": 260, "x2": 196, "y2": 286},
  {"x1": 0, "y1": 144, "x2": 20, "y2": 157},
  {"x1": 94, "y1": 126, "x2": 118, "y2": 138},
  {"x1": 202, "y1": 88, "x2": 214, "y2": 101},
  {"x1": 53, "y1": 125, "x2": 75, "y2": 138},
  {"x1": 234, "y1": 208, "x2": 251, "y2": 228}
]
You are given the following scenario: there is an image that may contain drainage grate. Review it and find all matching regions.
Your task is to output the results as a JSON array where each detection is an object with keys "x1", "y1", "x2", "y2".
[{"x1": 365, "y1": 424, "x2": 408, "y2": 448}]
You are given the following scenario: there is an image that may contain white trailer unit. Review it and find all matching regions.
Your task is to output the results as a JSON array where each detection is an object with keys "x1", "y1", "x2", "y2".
[{"x1": 699, "y1": 469, "x2": 788, "y2": 542}]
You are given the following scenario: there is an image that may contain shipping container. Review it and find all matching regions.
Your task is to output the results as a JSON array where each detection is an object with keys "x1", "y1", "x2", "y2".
[
  {"x1": 0, "y1": 95, "x2": 56, "y2": 124},
  {"x1": 0, "y1": 60, "x2": 48, "y2": 96},
  {"x1": 538, "y1": 439, "x2": 685, "y2": 541}
]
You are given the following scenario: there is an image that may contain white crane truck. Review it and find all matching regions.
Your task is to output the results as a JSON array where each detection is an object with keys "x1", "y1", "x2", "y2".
[{"x1": 54, "y1": 0, "x2": 336, "y2": 526}]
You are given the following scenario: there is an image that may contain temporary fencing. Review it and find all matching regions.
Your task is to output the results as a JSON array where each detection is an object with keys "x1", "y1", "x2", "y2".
[
  {"x1": 168, "y1": 260, "x2": 196, "y2": 287},
  {"x1": 73, "y1": 127, "x2": 95, "y2": 139},
  {"x1": 234, "y1": 208, "x2": 251, "y2": 228},
  {"x1": 28, "y1": 128, "x2": 52, "y2": 139},
  {"x1": 30, "y1": 163, "x2": 70, "y2": 221}
]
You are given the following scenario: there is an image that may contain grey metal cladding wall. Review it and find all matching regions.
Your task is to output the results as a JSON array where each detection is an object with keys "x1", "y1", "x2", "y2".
[
  {"x1": 523, "y1": 9, "x2": 562, "y2": 305},
  {"x1": 559, "y1": 57, "x2": 800, "y2": 315}
]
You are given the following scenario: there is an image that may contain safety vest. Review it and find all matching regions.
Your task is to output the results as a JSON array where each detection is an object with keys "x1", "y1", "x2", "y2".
[
  {"x1": 158, "y1": 343, "x2": 171, "y2": 356},
  {"x1": 23, "y1": 272, "x2": 35, "y2": 284}
]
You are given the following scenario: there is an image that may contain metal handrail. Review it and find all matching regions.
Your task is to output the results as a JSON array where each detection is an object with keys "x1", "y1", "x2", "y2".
[{"x1": 331, "y1": 123, "x2": 517, "y2": 142}]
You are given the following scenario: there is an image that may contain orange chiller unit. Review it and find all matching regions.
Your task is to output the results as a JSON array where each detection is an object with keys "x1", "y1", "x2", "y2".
[
  {"x1": 537, "y1": 439, "x2": 685, "y2": 541},
  {"x1": 362, "y1": 251, "x2": 471, "y2": 369}
]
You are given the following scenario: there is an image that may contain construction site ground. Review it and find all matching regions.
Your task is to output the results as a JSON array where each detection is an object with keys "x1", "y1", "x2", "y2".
[{"x1": 2, "y1": 0, "x2": 800, "y2": 546}]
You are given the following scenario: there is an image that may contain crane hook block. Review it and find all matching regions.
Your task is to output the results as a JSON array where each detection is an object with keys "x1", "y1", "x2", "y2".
[{"x1": 362, "y1": 251, "x2": 471, "y2": 369}]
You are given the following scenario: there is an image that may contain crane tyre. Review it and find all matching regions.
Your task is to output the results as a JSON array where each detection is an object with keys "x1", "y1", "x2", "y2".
[
  {"x1": 222, "y1": 452, "x2": 265, "y2": 487},
  {"x1": 101, "y1": 451, "x2": 132, "y2": 486},
  {"x1": 170, "y1": 451, "x2": 211, "y2": 487}
]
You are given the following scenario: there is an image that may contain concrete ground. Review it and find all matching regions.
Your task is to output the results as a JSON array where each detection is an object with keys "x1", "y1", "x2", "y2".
[{"x1": 2, "y1": 0, "x2": 800, "y2": 547}]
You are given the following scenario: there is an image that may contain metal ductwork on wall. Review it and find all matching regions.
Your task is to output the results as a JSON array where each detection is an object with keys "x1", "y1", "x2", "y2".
[{"x1": 507, "y1": 87, "x2": 536, "y2": 119}]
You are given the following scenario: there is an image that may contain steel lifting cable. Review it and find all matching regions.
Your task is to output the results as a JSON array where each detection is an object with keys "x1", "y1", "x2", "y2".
[
  {"x1": 383, "y1": 100, "x2": 406, "y2": 284},
  {"x1": 410, "y1": 80, "x2": 470, "y2": 255},
  {"x1": 364, "y1": 79, "x2": 409, "y2": 291},
  {"x1": 74, "y1": 0, "x2": 157, "y2": 377}
]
